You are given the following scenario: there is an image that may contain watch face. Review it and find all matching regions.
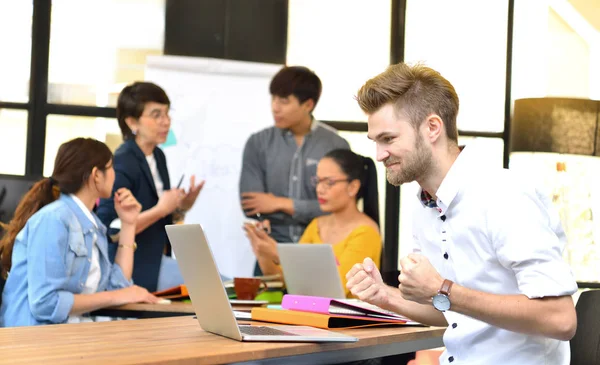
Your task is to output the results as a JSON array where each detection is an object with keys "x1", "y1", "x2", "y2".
[{"x1": 433, "y1": 294, "x2": 451, "y2": 311}]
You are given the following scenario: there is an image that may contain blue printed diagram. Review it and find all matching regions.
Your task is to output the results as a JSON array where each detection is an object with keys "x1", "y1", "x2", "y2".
[
  {"x1": 163, "y1": 129, "x2": 178, "y2": 148},
  {"x1": 188, "y1": 144, "x2": 242, "y2": 190}
]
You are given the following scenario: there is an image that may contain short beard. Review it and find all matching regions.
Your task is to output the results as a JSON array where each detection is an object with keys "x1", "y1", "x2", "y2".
[{"x1": 385, "y1": 135, "x2": 432, "y2": 186}]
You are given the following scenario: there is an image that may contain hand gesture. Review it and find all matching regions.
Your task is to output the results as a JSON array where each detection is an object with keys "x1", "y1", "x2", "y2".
[
  {"x1": 114, "y1": 188, "x2": 142, "y2": 225},
  {"x1": 179, "y1": 175, "x2": 205, "y2": 211},
  {"x1": 241, "y1": 192, "x2": 282, "y2": 215},
  {"x1": 258, "y1": 219, "x2": 271, "y2": 234},
  {"x1": 346, "y1": 257, "x2": 389, "y2": 308},
  {"x1": 243, "y1": 221, "x2": 277, "y2": 261},
  {"x1": 113, "y1": 285, "x2": 161, "y2": 305},
  {"x1": 398, "y1": 253, "x2": 443, "y2": 305},
  {"x1": 157, "y1": 188, "x2": 184, "y2": 216}
]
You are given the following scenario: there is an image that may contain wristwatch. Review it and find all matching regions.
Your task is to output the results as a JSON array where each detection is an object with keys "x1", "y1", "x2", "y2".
[{"x1": 432, "y1": 279, "x2": 453, "y2": 312}]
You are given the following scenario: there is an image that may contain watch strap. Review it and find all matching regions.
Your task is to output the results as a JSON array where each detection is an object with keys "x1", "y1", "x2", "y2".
[{"x1": 439, "y1": 279, "x2": 454, "y2": 296}]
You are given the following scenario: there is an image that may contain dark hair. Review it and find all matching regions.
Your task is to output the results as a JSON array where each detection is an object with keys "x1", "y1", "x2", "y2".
[
  {"x1": 0, "y1": 138, "x2": 113, "y2": 278},
  {"x1": 270, "y1": 66, "x2": 322, "y2": 112},
  {"x1": 117, "y1": 81, "x2": 171, "y2": 140},
  {"x1": 324, "y1": 149, "x2": 379, "y2": 225}
]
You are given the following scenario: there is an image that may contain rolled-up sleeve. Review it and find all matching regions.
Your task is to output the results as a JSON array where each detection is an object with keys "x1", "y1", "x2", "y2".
[
  {"x1": 292, "y1": 199, "x2": 322, "y2": 225},
  {"x1": 26, "y1": 215, "x2": 74, "y2": 323},
  {"x1": 491, "y1": 186, "x2": 577, "y2": 298},
  {"x1": 107, "y1": 263, "x2": 133, "y2": 290}
]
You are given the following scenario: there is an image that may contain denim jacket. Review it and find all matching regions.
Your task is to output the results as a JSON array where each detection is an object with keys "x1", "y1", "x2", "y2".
[{"x1": 0, "y1": 194, "x2": 132, "y2": 327}]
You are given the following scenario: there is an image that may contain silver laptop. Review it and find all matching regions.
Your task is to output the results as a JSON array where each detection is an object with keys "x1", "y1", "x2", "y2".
[
  {"x1": 165, "y1": 224, "x2": 357, "y2": 343},
  {"x1": 277, "y1": 244, "x2": 346, "y2": 299}
]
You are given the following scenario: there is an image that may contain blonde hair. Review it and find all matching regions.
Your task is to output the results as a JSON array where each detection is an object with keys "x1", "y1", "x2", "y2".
[{"x1": 356, "y1": 62, "x2": 459, "y2": 143}]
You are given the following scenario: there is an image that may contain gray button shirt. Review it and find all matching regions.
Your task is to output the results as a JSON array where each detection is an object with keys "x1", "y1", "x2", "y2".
[{"x1": 239, "y1": 121, "x2": 350, "y2": 243}]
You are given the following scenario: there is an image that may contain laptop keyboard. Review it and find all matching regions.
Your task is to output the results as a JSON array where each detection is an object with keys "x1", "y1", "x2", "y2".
[{"x1": 239, "y1": 326, "x2": 299, "y2": 336}]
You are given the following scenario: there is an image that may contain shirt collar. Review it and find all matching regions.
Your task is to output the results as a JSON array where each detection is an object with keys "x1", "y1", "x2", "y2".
[
  {"x1": 282, "y1": 118, "x2": 320, "y2": 137},
  {"x1": 60, "y1": 194, "x2": 105, "y2": 234},
  {"x1": 126, "y1": 138, "x2": 156, "y2": 161},
  {"x1": 417, "y1": 145, "x2": 469, "y2": 213},
  {"x1": 69, "y1": 194, "x2": 98, "y2": 228},
  {"x1": 418, "y1": 189, "x2": 439, "y2": 209},
  {"x1": 310, "y1": 118, "x2": 321, "y2": 131}
]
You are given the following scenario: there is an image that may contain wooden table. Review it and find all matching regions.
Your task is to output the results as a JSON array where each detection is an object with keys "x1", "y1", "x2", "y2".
[
  {"x1": 93, "y1": 303, "x2": 260, "y2": 319},
  {"x1": 0, "y1": 316, "x2": 445, "y2": 365}
]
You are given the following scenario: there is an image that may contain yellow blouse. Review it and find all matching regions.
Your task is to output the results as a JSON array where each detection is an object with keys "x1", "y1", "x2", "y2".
[{"x1": 299, "y1": 219, "x2": 382, "y2": 298}]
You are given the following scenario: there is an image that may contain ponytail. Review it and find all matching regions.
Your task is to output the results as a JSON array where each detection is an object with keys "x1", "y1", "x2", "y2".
[
  {"x1": 323, "y1": 149, "x2": 380, "y2": 226},
  {"x1": 0, "y1": 178, "x2": 60, "y2": 278},
  {"x1": 360, "y1": 157, "x2": 380, "y2": 226},
  {"x1": 0, "y1": 138, "x2": 112, "y2": 278}
]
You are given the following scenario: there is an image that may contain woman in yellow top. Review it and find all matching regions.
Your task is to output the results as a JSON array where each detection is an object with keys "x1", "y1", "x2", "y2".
[{"x1": 244, "y1": 149, "x2": 381, "y2": 297}]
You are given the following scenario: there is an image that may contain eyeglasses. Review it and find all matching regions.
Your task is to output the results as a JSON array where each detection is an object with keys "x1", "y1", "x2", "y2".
[
  {"x1": 140, "y1": 111, "x2": 171, "y2": 122},
  {"x1": 310, "y1": 176, "x2": 351, "y2": 189}
]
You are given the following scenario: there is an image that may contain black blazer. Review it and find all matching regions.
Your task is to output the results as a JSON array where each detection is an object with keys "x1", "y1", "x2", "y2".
[{"x1": 97, "y1": 139, "x2": 172, "y2": 292}]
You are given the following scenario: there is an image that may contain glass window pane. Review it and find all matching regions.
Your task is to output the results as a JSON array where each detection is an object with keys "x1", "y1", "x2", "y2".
[
  {"x1": 287, "y1": 0, "x2": 391, "y2": 122},
  {"x1": 404, "y1": 0, "x2": 508, "y2": 133},
  {"x1": 457, "y1": 136, "x2": 504, "y2": 168},
  {"x1": 48, "y1": 0, "x2": 166, "y2": 107},
  {"x1": 510, "y1": 152, "x2": 600, "y2": 282},
  {"x1": 338, "y1": 130, "x2": 387, "y2": 239},
  {"x1": 0, "y1": 109, "x2": 28, "y2": 175},
  {"x1": 44, "y1": 115, "x2": 122, "y2": 177},
  {"x1": 398, "y1": 137, "x2": 504, "y2": 268},
  {"x1": 512, "y1": 1, "x2": 597, "y2": 100},
  {"x1": 0, "y1": 2, "x2": 32, "y2": 102}
]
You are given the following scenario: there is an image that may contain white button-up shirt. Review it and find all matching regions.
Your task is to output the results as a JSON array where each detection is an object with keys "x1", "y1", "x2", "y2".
[
  {"x1": 411, "y1": 145, "x2": 577, "y2": 365},
  {"x1": 67, "y1": 194, "x2": 102, "y2": 324}
]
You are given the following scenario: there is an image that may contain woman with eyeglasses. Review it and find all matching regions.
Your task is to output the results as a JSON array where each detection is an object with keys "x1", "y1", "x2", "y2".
[
  {"x1": 244, "y1": 149, "x2": 381, "y2": 297},
  {"x1": 96, "y1": 82, "x2": 204, "y2": 292}
]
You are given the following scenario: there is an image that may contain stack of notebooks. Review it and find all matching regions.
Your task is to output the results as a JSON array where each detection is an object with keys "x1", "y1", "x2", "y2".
[
  {"x1": 251, "y1": 294, "x2": 421, "y2": 329},
  {"x1": 153, "y1": 285, "x2": 189, "y2": 300}
]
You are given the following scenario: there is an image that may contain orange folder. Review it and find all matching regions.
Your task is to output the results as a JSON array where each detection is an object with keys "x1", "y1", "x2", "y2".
[
  {"x1": 250, "y1": 308, "x2": 410, "y2": 329},
  {"x1": 152, "y1": 285, "x2": 189, "y2": 299}
]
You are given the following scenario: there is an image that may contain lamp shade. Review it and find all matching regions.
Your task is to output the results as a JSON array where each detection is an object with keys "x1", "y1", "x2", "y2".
[{"x1": 510, "y1": 97, "x2": 600, "y2": 156}]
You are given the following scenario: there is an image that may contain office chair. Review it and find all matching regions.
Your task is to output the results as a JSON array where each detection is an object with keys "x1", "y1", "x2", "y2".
[{"x1": 571, "y1": 289, "x2": 600, "y2": 365}]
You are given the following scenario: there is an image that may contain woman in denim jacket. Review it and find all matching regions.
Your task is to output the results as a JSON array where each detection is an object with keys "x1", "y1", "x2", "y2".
[{"x1": 0, "y1": 138, "x2": 159, "y2": 327}]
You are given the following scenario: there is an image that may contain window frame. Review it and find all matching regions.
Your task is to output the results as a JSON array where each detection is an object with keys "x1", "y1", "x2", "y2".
[{"x1": 0, "y1": 0, "x2": 516, "y2": 285}]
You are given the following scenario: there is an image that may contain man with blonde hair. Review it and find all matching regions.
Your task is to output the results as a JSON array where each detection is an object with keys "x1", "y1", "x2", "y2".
[{"x1": 346, "y1": 63, "x2": 577, "y2": 364}]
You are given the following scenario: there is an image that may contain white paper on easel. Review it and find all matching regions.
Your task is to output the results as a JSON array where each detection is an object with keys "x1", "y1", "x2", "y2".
[{"x1": 145, "y1": 56, "x2": 282, "y2": 278}]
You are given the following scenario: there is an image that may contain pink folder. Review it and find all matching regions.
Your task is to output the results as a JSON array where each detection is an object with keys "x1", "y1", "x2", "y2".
[{"x1": 281, "y1": 294, "x2": 417, "y2": 323}]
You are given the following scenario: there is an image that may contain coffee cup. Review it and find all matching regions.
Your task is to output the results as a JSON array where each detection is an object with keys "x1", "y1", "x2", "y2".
[{"x1": 233, "y1": 277, "x2": 267, "y2": 300}]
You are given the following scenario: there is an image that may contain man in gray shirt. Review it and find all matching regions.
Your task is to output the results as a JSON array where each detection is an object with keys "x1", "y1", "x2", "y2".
[{"x1": 240, "y1": 66, "x2": 349, "y2": 273}]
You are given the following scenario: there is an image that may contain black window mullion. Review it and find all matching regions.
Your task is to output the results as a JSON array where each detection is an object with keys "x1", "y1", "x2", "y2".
[
  {"x1": 0, "y1": 102, "x2": 29, "y2": 110},
  {"x1": 25, "y1": 0, "x2": 51, "y2": 177},
  {"x1": 45, "y1": 104, "x2": 117, "y2": 119},
  {"x1": 458, "y1": 130, "x2": 504, "y2": 139},
  {"x1": 380, "y1": 0, "x2": 407, "y2": 287},
  {"x1": 321, "y1": 121, "x2": 367, "y2": 132},
  {"x1": 503, "y1": 0, "x2": 515, "y2": 168}
]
